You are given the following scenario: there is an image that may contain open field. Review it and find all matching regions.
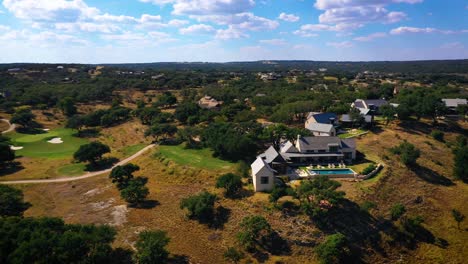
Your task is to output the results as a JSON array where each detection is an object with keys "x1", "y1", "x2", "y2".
[
  {"x1": 9, "y1": 128, "x2": 88, "y2": 159},
  {"x1": 158, "y1": 144, "x2": 236, "y2": 170}
]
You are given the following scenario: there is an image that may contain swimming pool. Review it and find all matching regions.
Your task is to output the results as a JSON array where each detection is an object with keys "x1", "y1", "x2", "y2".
[{"x1": 309, "y1": 169, "x2": 355, "y2": 175}]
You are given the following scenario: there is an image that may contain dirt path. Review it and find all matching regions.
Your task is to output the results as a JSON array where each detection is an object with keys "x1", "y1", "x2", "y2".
[
  {"x1": 1, "y1": 119, "x2": 16, "y2": 134},
  {"x1": 0, "y1": 144, "x2": 156, "y2": 185}
]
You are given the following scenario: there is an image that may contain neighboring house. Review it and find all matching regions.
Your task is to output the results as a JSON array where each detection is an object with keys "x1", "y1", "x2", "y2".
[
  {"x1": 251, "y1": 157, "x2": 276, "y2": 192},
  {"x1": 442, "y1": 98, "x2": 467, "y2": 111},
  {"x1": 198, "y1": 95, "x2": 224, "y2": 110},
  {"x1": 306, "y1": 123, "x2": 336, "y2": 137},
  {"x1": 340, "y1": 113, "x2": 373, "y2": 125},
  {"x1": 352, "y1": 99, "x2": 388, "y2": 114},
  {"x1": 305, "y1": 112, "x2": 338, "y2": 126}
]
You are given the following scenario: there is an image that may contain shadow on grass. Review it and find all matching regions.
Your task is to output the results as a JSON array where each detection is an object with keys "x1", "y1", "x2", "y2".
[
  {"x1": 109, "y1": 247, "x2": 134, "y2": 264},
  {"x1": 130, "y1": 200, "x2": 160, "y2": 209},
  {"x1": 229, "y1": 188, "x2": 255, "y2": 200},
  {"x1": 410, "y1": 164, "x2": 454, "y2": 186},
  {"x1": 207, "y1": 206, "x2": 231, "y2": 229},
  {"x1": 169, "y1": 254, "x2": 190, "y2": 264},
  {"x1": 85, "y1": 157, "x2": 119, "y2": 172},
  {"x1": 73, "y1": 128, "x2": 101, "y2": 138},
  {"x1": 0, "y1": 162, "x2": 24, "y2": 177},
  {"x1": 315, "y1": 199, "x2": 439, "y2": 261},
  {"x1": 16, "y1": 126, "x2": 45, "y2": 134}
]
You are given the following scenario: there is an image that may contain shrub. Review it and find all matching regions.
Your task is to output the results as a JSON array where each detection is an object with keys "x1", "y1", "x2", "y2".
[
  {"x1": 223, "y1": 247, "x2": 244, "y2": 263},
  {"x1": 430, "y1": 130, "x2": 444, "y2": 142},
  {"x1": 215, "y1": 173, "x2": 243, "y2": 197},
  {"x1": 361, "y1": 164, "x2": 377, "y2": 175},
  {"x1": 237, "y1": 215, "x2": 272, "y2": 251},
  {"x1": 315, "y1": 233, "x2": 348, "y2": 264},
  {"x1": 390, "y1": 141, "x2": 420, "y2": 166},
  {"x1": 0, "y1": 185, "x2": 31, "y2": 217},
  {"x1": 180, "y1": 191, "x2": 217, "y2": 221},
  {"x1": 135, "y1": 230, "x2": 170, "y2": 264},
  {"x1": 360, "y1": 201, "x2": 377, "y2": 212},
  {"x1": 120, "y1": 177, "x2": 149, "y2": 206},
  {"x1": 390, "y1": 203, "x2": 406, "y2": 220}
]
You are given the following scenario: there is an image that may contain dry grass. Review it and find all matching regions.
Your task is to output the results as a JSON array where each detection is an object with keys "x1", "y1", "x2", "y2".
[{"x1": 12, "y1": 117, "x2": 468, "y2": 263}]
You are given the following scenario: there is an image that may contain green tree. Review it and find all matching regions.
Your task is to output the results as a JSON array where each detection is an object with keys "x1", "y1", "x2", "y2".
[
  {"x1": 0, "y1": 143, "x2": 15, "y2": 166},
  {"x1": 0, "y1": 217, "x2": 120, "y2": 263},
  {"x1": 10, "y1": 108, "x2": 36, "y2": 129},
  {"x1": 135, "y1": 230, "x2": 170, "y2": 264},
  {"x1": 145, "y1": 124, "x2": 178, "y2": 142},
  {"x1": 430, "y1": 130, "x2": 444, "y2": 142},
  {"x1": 380, "y1": 104, "x2": 397, "y2": 125},
  {"x1": 66, "y1": 115, "x2": 85, "y2": 133},
  {"x1": 58, "y1": 97, "x2": 77, "y2": 117},
  {"x1": 452, "y1": 209, "x2": 465, "y2": 230},
  {"x1": 180, "y1": 191, "x2": 217, "y2": 221},
  {"x1": 223, "y1": 247, "x2": 244, "y2": 263},
  {"x1": 237, "y1": 215, "x2": 272, "y2": 251},
  {"x1": 296, "y1": 176, "x2": 345, "y2": 218},
  {"x1": 174, "y1": 102, "x2": 200, "y2": 123},
  {"x1": 155, "y1": 92, "x2": 177, "y2": 108},
  {"x1": 73, "y1": 142, "x2": 110, "y2": 165},
  {"x1": 390, "y1": 141, "x2": 420, "y2": 166},
  {"x1": 453, "y1": 145, "x2": 468, "y2": 182},
  {"x1": 315, "y1": 233, "x2": 348, "y2": 264},
  {"x1": 269, "y1": 187, "x2": 288, "y2": 204},
  {"x1": 0, "y1": 185, "x2": 30, "y2": 217},
  {"x1": 110, "y1": 163, "x2": 140, "y2": 189},
  {"x1": 215, "y1": 173, "x2": 243, "y2": 197},
  {"x1": 120, "y1": 177, "x2": 149, "y2": 206},
  {"x1": 390, "y1": 203, "x2": 406, "y2": 221}
]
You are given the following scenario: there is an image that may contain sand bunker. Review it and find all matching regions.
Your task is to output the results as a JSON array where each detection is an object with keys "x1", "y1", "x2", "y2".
[
  {"x1": 47, "y1": 137, "x2": 63, "y2": 144},
  {"x1": 43, "y1": 128, "x2": 50, "y2": 131},
  {"x1": 10, "y1": 146, "x2": 24, "y2": 150}
]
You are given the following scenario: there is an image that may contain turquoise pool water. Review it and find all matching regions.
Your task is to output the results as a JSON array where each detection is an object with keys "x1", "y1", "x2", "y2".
[{"x1": 309, "y1": 169, "x2": 355, "y2": 175}]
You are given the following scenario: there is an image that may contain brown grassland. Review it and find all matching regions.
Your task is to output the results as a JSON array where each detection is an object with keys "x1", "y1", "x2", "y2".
[{"x1": 3, "y1": 110, "x2": 468, "y2": 263}]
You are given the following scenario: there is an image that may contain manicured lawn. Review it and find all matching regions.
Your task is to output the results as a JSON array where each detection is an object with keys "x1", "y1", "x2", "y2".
[
  {"x1": 158, "y1": 144, "x2": 235, "y2": 170},
  {"x1": 9, "y1": 128, "x2": 89, "y2": 159},
  {"x1": 338, "y1": 128, "x2": 368, "y2": 138}
]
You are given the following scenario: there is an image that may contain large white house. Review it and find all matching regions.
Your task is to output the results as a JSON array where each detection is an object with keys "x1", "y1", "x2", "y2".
[{"x1": 251, "y1": 157, "x2": 276, "y2": 192}]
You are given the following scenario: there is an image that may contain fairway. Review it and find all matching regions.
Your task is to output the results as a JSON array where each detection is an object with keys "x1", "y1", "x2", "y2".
[
  {"x1": 158, "y1": 144, "x2": 235, "y2": 170},
  {"x1": 9, "y1": 128, "x2": 89, "y2": 159}
]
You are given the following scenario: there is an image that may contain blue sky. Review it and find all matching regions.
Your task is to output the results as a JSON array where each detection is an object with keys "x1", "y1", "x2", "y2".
[{"x1": 0, "y1": 0, "x2": 467, "y2": 63}]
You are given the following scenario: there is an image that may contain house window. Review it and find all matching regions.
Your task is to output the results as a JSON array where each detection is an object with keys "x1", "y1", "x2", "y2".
[
  {"x1": 318, "y1": 149, "x2": 326, "y2": 153},
  {"x1": 329, "y1": 146, "x2": 339, "y2": 152},
  {"x1": 260, "y1": 176, "x2": 269, "y2": 184}
]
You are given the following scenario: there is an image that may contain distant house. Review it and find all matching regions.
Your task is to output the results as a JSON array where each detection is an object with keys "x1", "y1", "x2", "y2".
[
  {"x1": 7, "y1": 68, "x2": 22, "y2": 73},
  {"x1": 258, "y1": 72, "x2": 281, "y2": 81},
  {"x1": 198, "y1": 95, "x2": 224, "y2": 110},
  {"x1": 306, "y1": 123, "x2": 336, "y2": 137},
  {"x1": 442, "y1": 98, "x2": 467, "y2": 111},
  {"x1": 352, "y1": 99, "x2": 388, "y2": 114},
  {"x1": 251, "y1": 157, "x2": 276, "y2": 192},
  {"x1": 340, "y1": 113, "x2": 373, "y2": 125},
  {"x1": 57, "y1": 66, "x2": 64, "y2": 69}
]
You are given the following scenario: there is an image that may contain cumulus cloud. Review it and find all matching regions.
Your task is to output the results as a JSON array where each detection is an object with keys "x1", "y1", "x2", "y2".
[
  {"x1": 278, "y1": 12, "x2": 299, "y2": 22},
  {"x1": 389, "y1": 26, "x2": 461, "y2": 34},
  {"x1": 179, "y1": 24, "x2": 215, "y2": 35},
  {"x1": 215, "y1": 26, "x2": 248, "y2": 40}
]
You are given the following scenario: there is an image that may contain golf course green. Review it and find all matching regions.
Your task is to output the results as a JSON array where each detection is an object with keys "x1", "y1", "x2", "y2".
[{"x1": 9, "y1": 128, "x2": 89, "y2": 159}]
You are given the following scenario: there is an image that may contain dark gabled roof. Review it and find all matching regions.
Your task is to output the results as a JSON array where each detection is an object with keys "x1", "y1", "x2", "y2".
[
  {"x1": 309, "y1": 112, "x2": 338, "y2": 124},
  {"x1": 297, "y1": 136, "x2": 342, "y2": 151},
  {"x1": 365, "y1": 99, "x2": 388, "y2": 107},
  {"x1": 353, "y1": 100, "x2": 366, "y2": 109}
]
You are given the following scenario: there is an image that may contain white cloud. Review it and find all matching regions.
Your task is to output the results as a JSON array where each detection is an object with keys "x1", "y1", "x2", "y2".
[
  {"x1": 278, "y1": 12, "x2": 299, "y2": 22},
  {"x1": 314, "y1": 0, "x2": 423, "y2": 10},
  {"x1": 55, "y1": 22, "x2": 120, "y2": 33},
  {"x1": 3, "y1": 0, "x2": 99, "y2": 22},
  {"x1": 259, "y1": 38, "x2": 287, "y2": 45},
  {"x1": 0, "y1": 28, "x2": 88, "y2": 46},
  {"x1": 0, "y1": 24, "x2": 10, "y2": 31},
  {"x1": 215, "y1": 26, "x2": 248, "y2": 40},
  {"x1": 326, "y1": 41, "x2": 353, "y2": 48},
  {"x1": 172, "y1": 0, "x2": 255, "y2": 16},
  {"x1": 168, "y1": 19, "x2": 189, "y2": 27},
  {"x1": 354, "y1": 32, "x2": 387, "y2": 41},
  {"x1": 179, "y1": 24, "x2": 215, "y2": 35},
  {"x1": 389, "y1": 26, "x2": 464, "y2": 34}
]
